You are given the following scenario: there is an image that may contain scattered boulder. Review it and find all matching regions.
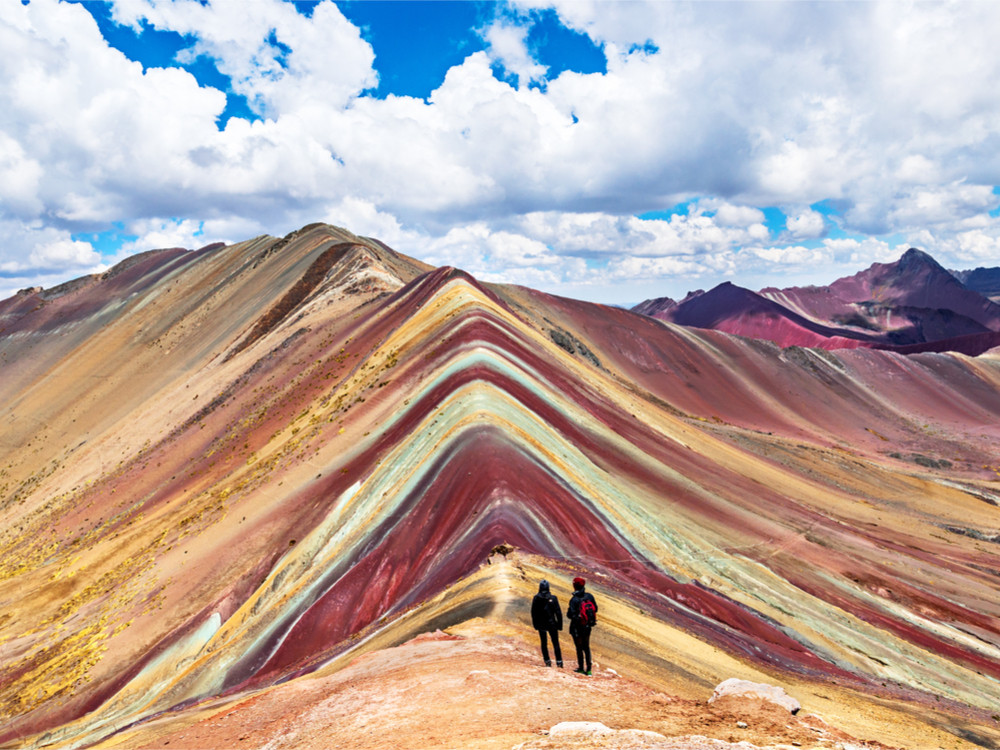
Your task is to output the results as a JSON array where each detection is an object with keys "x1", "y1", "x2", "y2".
[
  {"x1": 709, "y1": 678, "x2": 801, "y2": 714},
  {"x1": 548, "y1": 722, "x2": 615, "y2": 739},
  {"x1": 542, "y1": 722, "x2": 668, "y2": 746}
]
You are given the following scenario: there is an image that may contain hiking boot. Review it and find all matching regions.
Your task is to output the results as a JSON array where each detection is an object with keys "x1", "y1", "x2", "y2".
[
  {"x1": 545, "y1": 660, "x2": 552, "y2": 667},
  {"x1": 574, "y1": 667, "x2": 586, "y2": 674},
  {"x1": 556, "y1": 661, "x2": 563, "y2": 668},
  {"x1": 586, "y1": 670, "x2": 592, "y2": 676}
]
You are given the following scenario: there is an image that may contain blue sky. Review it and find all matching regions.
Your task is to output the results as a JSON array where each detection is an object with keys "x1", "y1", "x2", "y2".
[{"x1": 2, "y1": 0, "x2": 1000, "y2": 303}]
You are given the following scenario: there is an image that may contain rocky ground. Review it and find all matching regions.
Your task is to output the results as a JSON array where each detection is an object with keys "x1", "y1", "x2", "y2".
[{"x1": 99, "y1": 620, "x2": 905, "y2": 750}]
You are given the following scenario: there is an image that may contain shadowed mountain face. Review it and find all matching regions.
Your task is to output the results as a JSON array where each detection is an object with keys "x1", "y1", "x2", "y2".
[
  {"x1": 636, "y1": 248, "x2": 1000, "y2": 354},
  {"x1": 2, "y1": 225, "x2": 1000, "y2": 748},
  {"x1": 954, "y1": 265, "x2": 1000, "y2": 303}
]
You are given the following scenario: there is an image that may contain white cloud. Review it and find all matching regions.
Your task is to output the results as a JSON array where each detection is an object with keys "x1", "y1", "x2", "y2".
[
  {"x1": 886, "y1": 182, "x2": 998, "y2": 232},
  {"x1": 110, "y1": 0, "x2": 376, "y2": 116},
  {"x1": 482, "y1": 19, "x2": 547, "y2": 86},
  {"x1": 752, "y1": 244, "x2": 830, "y2": 267},
  {"x1": 784, "y1": 209, "x2": 826, "y2": 241},
  {"x1": 823, "y1": 237, "x2": 904, "y2": 266},
  {"x1": 956, "y1": 231, "x2": 1000, "y2": 263},
  {"x1": 0, "y1": 219, "x2": 106, "y2": 299},
  {"x1": 0, "y1": 132, "x2": 43, "y2": 216},
  {"x1": 420, "y1": 223, "x2": 560, "y2": 273},
  {"x1": 705, "y1": 202, "x2": 765, "y2": 229},
  {"x1": 2, "y1": 0, "x2": 1000, "y2": 304},
  {"x1": 903, "y1": 227, "x2": 1000, "y2": 267},
  {"x1": 116, "y1": 218, "x2": 207, "y2": 257},
  {"x1": 29, "y1": 239, "x2": 101, "y2": 269},
  {"x1": 510, "y1": 208, "x2": 772, "y2": 263},
  {"x1": 896, "y1": 155, "x2": 940, "y2": 184},
  {"x1": 0, "y1": 0, "x2": 229, "y2": 225},
  {"x1": 609, "y1": 253, "x2": 735, "y2": 283},
  {"x1": 320, "y1": 197, "x2": 408, "y2": 246}
]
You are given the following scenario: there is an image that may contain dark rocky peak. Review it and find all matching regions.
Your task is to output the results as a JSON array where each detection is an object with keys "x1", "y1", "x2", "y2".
[
  {"x1": 865, "y1": 247, "x2": 956, "y2": 289},
  {"x1": 897, "y1": 247, "x2": 944, "y2": 272},
  {"x1": 666, "y1": 281, "x2": 778, "y2": 327}
]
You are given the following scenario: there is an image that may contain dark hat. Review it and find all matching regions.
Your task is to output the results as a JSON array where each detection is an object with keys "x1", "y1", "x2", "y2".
[
  {"x1": 538, "y1": 579, "x2": 550, "y2": 593},
  {"x1": 572, "y1": 577, "x2": 585, "y2": 590}
]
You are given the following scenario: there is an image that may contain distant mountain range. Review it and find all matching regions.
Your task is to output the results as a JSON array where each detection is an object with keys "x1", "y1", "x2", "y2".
[
  {"x1": 952, "y1": 264, "x2": 1000, "y2": 301},
  {"x1": 634, "y1": 248, "x2": 1000, "y2": 355}
]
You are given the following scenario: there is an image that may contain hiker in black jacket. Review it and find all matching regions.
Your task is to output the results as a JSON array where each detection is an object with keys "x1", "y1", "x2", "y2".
[
  {"x1": 566, "y1": 576, "x2": 598, "y2": 675},
  {"x1": 530, "y1": 579, "x2": 563, "y2": 667}
]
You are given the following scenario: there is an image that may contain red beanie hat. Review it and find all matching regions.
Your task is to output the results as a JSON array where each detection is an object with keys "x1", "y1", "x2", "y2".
[{"x1": 573, "y1": 577, "x2": 585, "y2": 589}]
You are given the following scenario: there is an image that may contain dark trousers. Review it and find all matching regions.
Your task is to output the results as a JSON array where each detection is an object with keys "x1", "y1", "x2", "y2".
[
  {"x1": 571, "y1": 625, "x2": 592, "y2": 671},
  {"x1": 538, "y1": 628, "x2": 562, "y2": 665}
]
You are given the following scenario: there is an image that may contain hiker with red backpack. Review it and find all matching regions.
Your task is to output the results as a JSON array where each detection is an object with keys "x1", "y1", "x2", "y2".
[
  {"x1": 531, "y1": 580, "x2": 563, "y2": 667},
  {"x1": 567, "y1": 576, "x2": 598, "y2": 675}
]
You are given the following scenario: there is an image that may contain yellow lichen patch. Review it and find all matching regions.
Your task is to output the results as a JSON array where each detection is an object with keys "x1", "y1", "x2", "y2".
[{"x1": 0, "y1": 526, "x2": 167, "y2": 720}]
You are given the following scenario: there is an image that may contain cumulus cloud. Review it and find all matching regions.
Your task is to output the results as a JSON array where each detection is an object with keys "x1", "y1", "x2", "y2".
[
  {"x1": 784, "y1": 209, "x2": 826, "y2": 241},
  {"x1": 704, "y1": 202, "x2": 766, "y2": 230},
  {"x1": 510, "y1": 208, "x2": 770, "y2": 262},
  {"x1": 482, "y1": 18, "x2": 547, "y2": 86},
  {"x1": 0, "y1": 0, "x2": 228, "y2": 226},
  {"x1": 0, "y1": 222, "x2": 100, "y2": 275},
  {"x1": 420, "y1": 223, "x2": 560, "y2": 274},
  {"x1": 2, "y1": 0, "x2": 1000, "y2": 303},
  {"x1": 0, "y1": 132, "x2": 43, "y2": 216},
  {"x1": 752, "y1": 244, "x2": 831, "y2": 267},
  {"x1": 886, "y1": 183, "x2": 998, "y2": 232},
  {"x1": 115, "y1": 218, "x2": 208, "y2": 257},
  {"x1": 110, "y1": 0, "x2": 376, "y2": 116},
  {"x1": 954, "y1": 229, "x2": 1000, "y2": 263},
  {"x1": 608, "y1": 253, "x2": 736, "y2": 283},
  {"x1": 823, "y1": 237, "x2": 905, "y2": 266},
  {"x1": 30, "y1": 239, "x2": 102, "y2": 269},
  {"x1": 0, "y1": 220, "x2": 105, "y2": 299}
]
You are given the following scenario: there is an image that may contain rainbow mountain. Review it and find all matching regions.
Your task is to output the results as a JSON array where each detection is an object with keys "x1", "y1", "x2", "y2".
[{"x1": 2, "y1": 224, "x2": 1000, "y2": 748}]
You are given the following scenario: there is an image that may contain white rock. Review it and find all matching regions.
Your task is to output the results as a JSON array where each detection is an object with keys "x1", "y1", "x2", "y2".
[
  {"x1": 709, "y1": 678, "x2": 801, "y2": 714},
  {"x1": 619, "y1": 729, "x2": 669, "y2": 742},
  {"x1": 547, "y1": 721, "x2": 615, "y2": 738},
  {"x1": 545, "y1": 723, "x2": 667, "y2": 745}
]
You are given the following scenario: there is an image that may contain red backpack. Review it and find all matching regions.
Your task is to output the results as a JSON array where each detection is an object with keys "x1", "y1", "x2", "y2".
[{"x1": 578, "y1": 597, "x2": 597, "y2": 627}]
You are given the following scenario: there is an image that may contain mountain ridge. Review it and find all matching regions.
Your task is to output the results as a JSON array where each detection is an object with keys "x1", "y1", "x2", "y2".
[
  {"x1": 2, "y1": 224, "x2": 1000, "y2": 749},
  {"x1": 635, "y1": 248, "x2": 1000, "y2": 353}
]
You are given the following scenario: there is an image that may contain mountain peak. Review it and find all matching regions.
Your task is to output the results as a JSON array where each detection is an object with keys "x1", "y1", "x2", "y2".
[
  {"x1": 897, "y1": 246, "x2": 946, "y2": 274},
  {"x1": 632, "y1": 246, "x2": 1000, "y2": 352}
]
